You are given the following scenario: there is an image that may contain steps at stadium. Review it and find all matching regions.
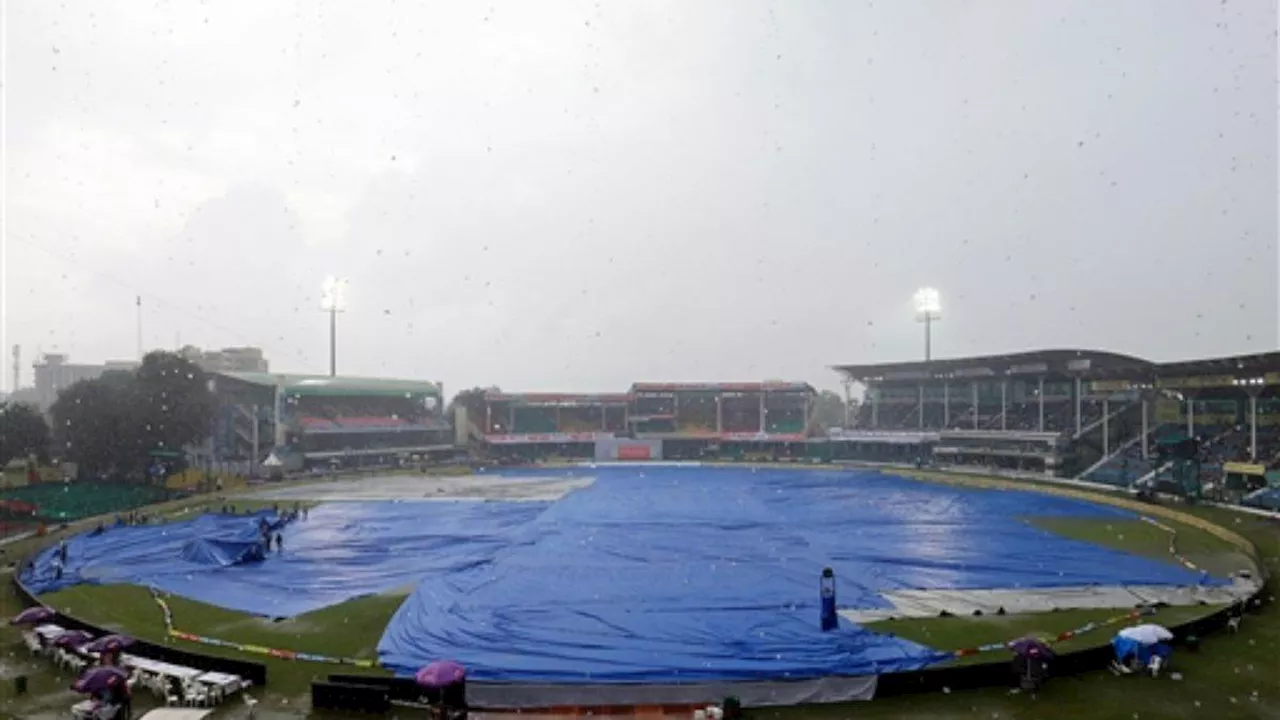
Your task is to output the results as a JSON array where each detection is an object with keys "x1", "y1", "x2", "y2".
[{"x1": 1078, "y1": 435, "x2": 1146, "y2": 486}]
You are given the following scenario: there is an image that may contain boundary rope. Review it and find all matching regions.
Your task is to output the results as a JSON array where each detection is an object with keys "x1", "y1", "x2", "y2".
[
  {"x1": 946, "y1": 514, "x2": 1210, "y2": 658},
  {"x1": 149, "y1": 587, "x2": 377, "y2": 668}
]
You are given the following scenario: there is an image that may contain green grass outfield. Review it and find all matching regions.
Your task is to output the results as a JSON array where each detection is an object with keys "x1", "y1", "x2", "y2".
[{"x1": 2, "y1": 471, "x2": 1277, "y2": 719}]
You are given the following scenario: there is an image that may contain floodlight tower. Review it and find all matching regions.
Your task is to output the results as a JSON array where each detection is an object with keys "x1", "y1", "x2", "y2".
[
  {"x1": 913, "y1": 287, "x2": 941, "y2": 362},
  {"x1": 321, "y1": 276, "x2": 349, "y2": 377}
]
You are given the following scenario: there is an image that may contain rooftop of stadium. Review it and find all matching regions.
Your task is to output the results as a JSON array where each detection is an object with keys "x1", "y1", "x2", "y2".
[
  {"x1": 216, "y1": 371, "x2": 441, "y2": 397},
  {"x1": 835, "y1": 348, "x2": 1280, "y2": 383}
]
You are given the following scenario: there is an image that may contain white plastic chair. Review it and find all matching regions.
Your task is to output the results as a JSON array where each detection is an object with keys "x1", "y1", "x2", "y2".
[
  {"x1": 182, "y1": 680, "x2": 210, "y2": 708},
  {"x1": 21, "y1": 632, "x2": 41, "y2": 656},
  {"x1": 164, "y1": 684, "x2": 184, "y2": 707}
]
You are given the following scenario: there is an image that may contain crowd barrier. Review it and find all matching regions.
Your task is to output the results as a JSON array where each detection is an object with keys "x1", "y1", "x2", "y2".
[{"x1": 311, "y1": 680, "x2": 392, "y2": 713}]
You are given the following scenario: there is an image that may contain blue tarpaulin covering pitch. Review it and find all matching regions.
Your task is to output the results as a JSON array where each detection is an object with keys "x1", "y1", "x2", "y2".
[
  {"x1": 22, "y1": 467, "x2": 1220, "y2": 683},
  {"x1": 378, "y1": 467, "x2": 1217, "y2": 682},
  {"x1": 22, "y1": 502, "x2": 544, "y2": 618}
]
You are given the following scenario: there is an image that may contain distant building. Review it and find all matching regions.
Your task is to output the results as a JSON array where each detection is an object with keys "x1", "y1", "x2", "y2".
[
  {"x1": 6, "y1": 387, "x2": 39, "y2": 407},
  {"x1": 179, "y1": 346, "x2": 269, "y2": 374},
  {"x1": 32, "y1": 353, "x2": 139, "y2": 412}
]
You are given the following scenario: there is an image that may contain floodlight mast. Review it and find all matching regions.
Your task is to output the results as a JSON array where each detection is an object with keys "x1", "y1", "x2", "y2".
[
  {"x1": 321, "y1": 276, "x2": 348, "y2": 377},
  {"x1": 913, "y1": 287, "x2": 942, "y2": 362}
]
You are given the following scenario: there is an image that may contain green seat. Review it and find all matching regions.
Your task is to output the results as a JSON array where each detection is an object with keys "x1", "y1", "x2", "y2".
[{"x1": 0, "y1": 483, "x2": 169, "y2": 521}]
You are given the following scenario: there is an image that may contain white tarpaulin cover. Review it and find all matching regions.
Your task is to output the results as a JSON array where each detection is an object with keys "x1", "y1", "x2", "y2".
[
  {"x1": 1118, "y1": 624, "x2": 1174, "y2": 645},
  {"x1": 839, "y1": 575, "x2": 1258, "y2": 623}
]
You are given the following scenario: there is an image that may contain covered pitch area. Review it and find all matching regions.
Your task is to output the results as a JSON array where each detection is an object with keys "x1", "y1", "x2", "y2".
[{"x1": 19, "y1": 465, "x2": 1252, "y2": 705}]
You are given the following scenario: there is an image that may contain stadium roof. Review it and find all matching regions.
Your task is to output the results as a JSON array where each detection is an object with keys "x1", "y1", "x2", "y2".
[
  {"x1": 835, "y1": 349, "x2": 1280, "y2": 383},
  {"x1": 834, "y1": 349, "x2": 1151, "y2": 381},
  {"x1": 484, "y1": 391, "x2": 630, "y2": 404},
  {"x1": 215, "y1": 371, "x2": 440, "y2": 397},
  {"x1": 631, "y1": 382, "x2": 815, "y2": 393},
  {"x1": 1148, "y1": 351, "x2": 1280, "y2": 378}
]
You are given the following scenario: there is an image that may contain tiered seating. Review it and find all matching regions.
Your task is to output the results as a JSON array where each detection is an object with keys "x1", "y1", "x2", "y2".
[
  {"x1": 334, "y1": 416, "x2": 410, "y2": 429},
  {"x1": 766, "y1": 418, "x2": 805, "y2": 433},
  {"x1": 1043, "y1": 402, "x2": 1077, "y2": 433},
  {"x1": 880, "y1": 402, "x2": 920, "y2": 429},
  {"x1": 998, "y1": 401, "x2": 1077, "y2": 432},
  {"x1": 946, "y1": 406, "x2": 977, "y2": 430},
  {"x1": 852, "y1": 399, "x2": 1121, "y2": 435},
  {"x1": 299, "y1": 416, "x2": 338, "y2": 430},
  {"x1": 1001, "y1": 403, "x2": 1043, "y2": 432},
  {"x1": 511, "y1": 408, "x2": 558, "y2": 434},
  {"x1": 1243, "y1": 486, "x2": 1280, "y2": 511},
  {"x1": 0, "y1": 484, "x2": 169, "y2": 522},
  {"x1": 1077, "y1": 399, "x2": 1105, "y2": 430},
  {"x1": 1085, "y1": 444, "x2": 1151, "y2": 487}
]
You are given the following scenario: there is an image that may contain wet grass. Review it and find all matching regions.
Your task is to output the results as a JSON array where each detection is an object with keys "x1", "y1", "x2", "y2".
[
  {"x1": 1027, "y1": 514, "x2": 1253, "y2": 577},
  {"x1": 868, "y1": 605, "x2": 1221, "y2": 666},
  {"x1": 34, "y1": 583, "x2": 405, "y2": 704}
]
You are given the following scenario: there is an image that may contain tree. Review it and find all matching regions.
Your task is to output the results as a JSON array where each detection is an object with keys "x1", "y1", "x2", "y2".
[
  {"x1": 0, "y1": 401, "x2": 51, "y2": 467},
  {"x1": 49, "y1": 351, "x2": 216, "y2": 478},
  {"x1": 448, "y1": 387, "x2": 497, "y2": 418},
  {"x1": 134, "y1": 351, "x2": 216, "y2": 454},
  {"x1": 51, "y1": 371, "x2": 145, "y2": 478},
  {"x1": 811, "y1": 390, "x2": 848, "y2": 430},
  {"x1": 448, "y1": 387, "x2": 498, "y2": 437}
]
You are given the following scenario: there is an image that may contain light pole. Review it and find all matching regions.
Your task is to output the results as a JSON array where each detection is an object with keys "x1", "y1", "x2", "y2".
[
  {"x1": 321, "y1": 276, "x2": 348, "y2": 377},
  {"x1": 913, "y1": 287, "x2": 941, "y2": 362}
]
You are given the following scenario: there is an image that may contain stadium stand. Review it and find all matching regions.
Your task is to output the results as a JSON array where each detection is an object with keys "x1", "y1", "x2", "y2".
[
  {"x1": 0, "y1": 483, "x2": 171, "y2": 522},
  {"x1": 475, "y1": 383, "x2": 816, "y2": 460},
  {"x1": 209, "y1": 372, "x2": 450, "y2": 473},
  {"x1": 834, "y1": 350, "x2": 1280, "y2": 500}
]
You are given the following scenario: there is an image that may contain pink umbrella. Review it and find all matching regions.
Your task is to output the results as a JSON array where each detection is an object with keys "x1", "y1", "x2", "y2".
[
  {"x1": 84, "y1": 634, "x2": 135, "y2": 654},
  {"x1": 1009, "y1": 636, "x2": 1055, "y2": 659},
  {"x1": 71, "y1": 665, "x2": 129, "y2": 694},
  {"x1": 415, "y1": 660, "x2": 466, "y2": 688},
  {"x1": 9, "y1": 606, "x2": 54, "y2": 626},
  {"x1": 52, "y1": 629, "x2": 94, "y2": 649}
]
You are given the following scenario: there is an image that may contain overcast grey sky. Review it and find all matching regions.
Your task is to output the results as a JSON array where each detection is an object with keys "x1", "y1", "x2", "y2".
[{"x1": 2, "y1": 0, "x2": 1276, "y2": 395}]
